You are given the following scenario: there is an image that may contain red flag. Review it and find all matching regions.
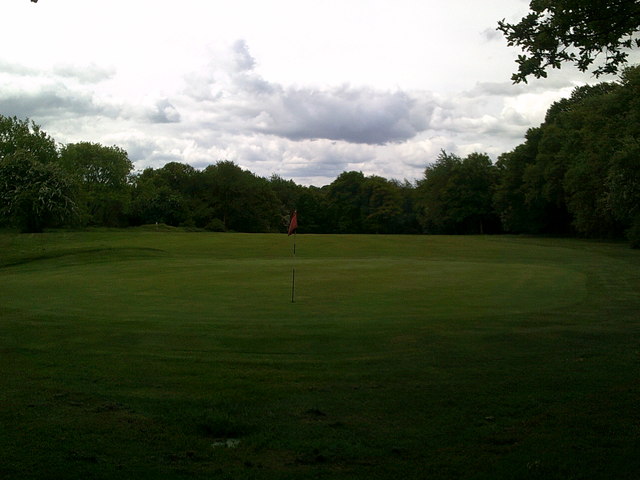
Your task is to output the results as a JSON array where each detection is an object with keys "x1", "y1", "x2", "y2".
[{"x1": 288, "y1": 211, "x2": 298, "y2": 235}]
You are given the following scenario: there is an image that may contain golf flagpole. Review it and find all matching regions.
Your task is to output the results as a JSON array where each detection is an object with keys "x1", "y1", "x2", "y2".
[
  {"x1": 288, "y1": 210, "x2": 298, "y2": 303},
  {"x1": 291, "y1": 257, "x2": 295, "y2": 303}
]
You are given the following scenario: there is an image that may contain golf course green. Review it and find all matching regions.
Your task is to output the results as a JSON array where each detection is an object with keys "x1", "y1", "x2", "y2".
[{"x1": 1, "y1": 231, "x2": 638, "y2": 479}]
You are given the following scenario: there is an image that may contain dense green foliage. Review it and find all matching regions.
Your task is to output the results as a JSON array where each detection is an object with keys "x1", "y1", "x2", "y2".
[
  {"x1": 0, "y1": 150, "x2": 77, "y2": 233},
  {"x1": 498, "y1": 0, "x2": 640, "y2": 83},
  {"x1": 0, "y1": 117, "x2": 77, "y2": 232},
  {"x1": 0, "y1": 115, "x2": 58, "y2": 164},
  {"x1": 416, "y1": 152, "x2": 499, "y2": 234},
  {"x1": 1, "y1": 66, "x2": 639, "y2": 245},
  {"x1": 1, "y1": 232, "x2": 639, "y2": 479},
  {"x1": 494, "y1": 66, "x2": 640, "y2": 246},
  {"x1": 59, "y1": 142, "x2": 133, "y2": 227}
]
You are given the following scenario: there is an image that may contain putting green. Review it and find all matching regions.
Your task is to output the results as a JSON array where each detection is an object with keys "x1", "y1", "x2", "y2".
[{"x1": 0, "y1": 248, "x2": 586, "y2": 324}]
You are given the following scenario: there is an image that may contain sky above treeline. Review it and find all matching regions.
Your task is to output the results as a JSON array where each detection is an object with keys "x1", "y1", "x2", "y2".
[{"x1": 0, "y1": 0, "x2": 628, "y2": 185}]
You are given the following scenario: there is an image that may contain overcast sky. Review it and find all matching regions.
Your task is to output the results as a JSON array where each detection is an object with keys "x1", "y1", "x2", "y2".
[{"x1": 0, "y1": 0, "x2": 618, "y2": 185}]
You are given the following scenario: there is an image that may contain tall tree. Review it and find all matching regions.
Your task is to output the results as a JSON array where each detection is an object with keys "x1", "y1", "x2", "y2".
[
  {"x1": 602, "y1": 67, "x2": 640, "y2": 245},
  {"x1": 269, "y1": 174, "x2": 303, "y2": 232},
  {"x1": 326, "y1": 171, "x2": 367, "y2": 233},
  {"x1": 199, "y1": 161, "x2": 280, "y2": 232},
  {"x1": 417, "y1": 151, "x2": 499, "y2": 234},
  {"x1": 361, "y1": 176, "x2": 403, "y2": 234},
  {"x1": 295, "y1": 186, "x2": 332, "y2": 233},
  {"x1": 0, "y1": 115, "x2": 58, "y2": 164},
  {"x1": 0, "y1": 150, "x2": 77, "y2": 232},
  {"x1": 129, "y1": 167, "x2": 190, "y2": 227},
  {"x1": 499, "y1": 0, "x2": 640, "y2": 83},
  {"x1": 607, "y1": 141, "x2": 640, "y2": 247},
  {"x1": 493, "y1": 128, "x2": 546, "y2": 233},
  {"x1": 59, "y1": 142, "x2": 133, "y2": 226},
  {"x1": 0, "y1": 116, "x2": 76, "y2": 232},
  {"x1": 494, "y1": 66, "x2": 640, "y2": 245}
]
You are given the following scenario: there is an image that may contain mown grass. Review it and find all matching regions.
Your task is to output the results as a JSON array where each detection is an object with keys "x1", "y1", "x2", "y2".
[{"x1": 0, "y1": 231, "x2": 638, "y2": 479}]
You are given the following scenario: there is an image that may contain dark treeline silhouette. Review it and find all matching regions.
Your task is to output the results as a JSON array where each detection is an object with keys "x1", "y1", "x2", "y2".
[{"x1": 1, "y1": 66, "x2": 639, "y2": 246}]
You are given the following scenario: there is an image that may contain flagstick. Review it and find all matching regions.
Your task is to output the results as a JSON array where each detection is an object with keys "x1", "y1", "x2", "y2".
[
  {"x1": 287, "y1": 210, "x2": 298, "y2": 303},
  {"x1": 291, "y1": 231, "x2": 296, "y2": 303}
]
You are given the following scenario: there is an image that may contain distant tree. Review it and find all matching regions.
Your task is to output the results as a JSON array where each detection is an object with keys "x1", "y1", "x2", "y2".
[
  {"x1": 607, "y1": 142, "x2": 640, "y2": 247},
  {"x1": 457, "y1": 153, "x2": 500, "y2": 234},
  {"x1": 417, "y1": 152, "x2": 499, "y2": 234},
  {"x1": 129, "y1": 168, "x2": 189, "y2": 227},
  {"x1": 0, "y1": 115, "x2": 57, "y2": 164},
  {"x1": 499, "y1": 0, "x2": 640, "y2": 83},
  {"x1": 493, "y1": 128, "x2": 548, "y2": 233},
  {"x1": 59, "y1": 142, "x2": 133, "y2": 226},
  {"x1": 326, "y1": 171, "x2": 367, "y2": 233},
  {"x1": 0, "y1": 150, "x2": 76, "y2": 232},
  {"x1": 0, "y1": 116, "x2": 77, "y2": 232},
  {"x1": 361, "y1": 176, "x2": 403, "y2": 234},
  {"x1": 295, "y1": 186, "x2": 332, "y2": 233},
  {"x1": 152, "y1": 162, "x2": 198, "y2": 194},
  {"x1": 129, "y1": 163, "x2": 204, "y2": 227},
  {"x1": 199, "y1": 161, "x2": 280, "y2": 232},
  {"x1": 519, "y1": 120, "x2": 574, "y2": 234},
  {"x1": 394, "y1": 179, "x2": 422, "y2": 234},
  {"x1": 59, "y1": 142, "x2": 132, "y2": 188},
  {"x1": 269, "y1": 174, "x2": 303, "y2": 231}
]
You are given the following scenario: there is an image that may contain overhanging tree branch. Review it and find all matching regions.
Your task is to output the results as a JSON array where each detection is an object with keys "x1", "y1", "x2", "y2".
[{"x1": 499, "y1": 0, "x2": 640, "y2": 83}]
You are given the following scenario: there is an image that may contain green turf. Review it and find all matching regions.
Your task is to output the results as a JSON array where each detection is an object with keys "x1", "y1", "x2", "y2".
[{"x1": 1, "y1": 232, "x2": 638, "y2": 479}]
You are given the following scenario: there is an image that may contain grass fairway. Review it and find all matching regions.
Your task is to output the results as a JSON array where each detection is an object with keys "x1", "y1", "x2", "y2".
[{"x1": 1, "y1": 231, "x2": 639, "y2": 479}]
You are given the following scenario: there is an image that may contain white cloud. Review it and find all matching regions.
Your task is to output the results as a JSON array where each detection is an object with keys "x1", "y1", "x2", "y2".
[
  {"x1": 0, "y1": 0, "x2": 622, "y2": 186},
  {"x1": 181, "y1": 45, "x2": 434, "y2": 145}
]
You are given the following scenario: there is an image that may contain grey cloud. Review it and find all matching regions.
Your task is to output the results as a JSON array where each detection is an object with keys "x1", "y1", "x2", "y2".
[
  {"x1": 53, "y1": 63, "x2": 115, "y2": 83},
  {"x1": 122, "y1": 139, "x2": 158, "y2": 163},
  {"x1": 123, "y1": 138, "x2": 184, "y2": 168},
  {"x1": 187, "y1": 72, "x2": 432, "y2": 144},
  {"x1": 0, "y1": 85, "x2": 118, "y2": 120},
  {"x1": 0, "y1": 59, "x2": 114, "y2": 83},
  {"x1": 465, "y1": 74, "x2": 582, "y2": 98},
  {"x1": 0, "y1": 59, "x2": 38, "y2": 76},
  {"x1": 143, "y1": 151, "x2": 184, "y2": 165},
  {"x1": 464, "y1": 81, "x2": 526, "y2": 97},
  {"x1": 256, "y1": 86, "x2": 431, "y2": 144},
  {"x1": 481, "y1": 27, "x2": 503, "y2": 42},
  {"x1": 268, "y1": 139, "x2": 380, "y2": 185},
  {"x1": 501, "y1": 108, "x2": 530, "y2": 127},
  {"x1": 189, "y1": 160, "x2": 213, "y2": 169},
  {"x1": 231, "y1": 40, "x2": 256, "y2": 72},
  {"x1": 234, "y1": 72, "x2": 277, "y2": 95},
  {"x1": 147, "y1": 99, "x2": 181, "y2": 124},
  {"x1": 431, "y1": 110, "x2": 521, "y2": 139}
]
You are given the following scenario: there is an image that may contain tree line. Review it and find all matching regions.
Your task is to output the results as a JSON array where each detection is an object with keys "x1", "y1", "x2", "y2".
[{"x1": 1, "y1": 66, "x2": 639, "y2": 246}]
